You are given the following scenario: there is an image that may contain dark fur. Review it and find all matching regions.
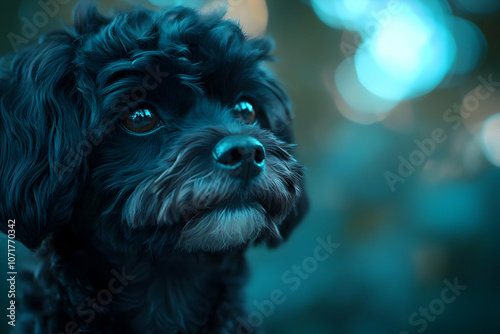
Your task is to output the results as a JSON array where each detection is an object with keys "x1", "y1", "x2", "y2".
[{"x1": 0, "y1": 4, "x2": 308, "y2": 333}]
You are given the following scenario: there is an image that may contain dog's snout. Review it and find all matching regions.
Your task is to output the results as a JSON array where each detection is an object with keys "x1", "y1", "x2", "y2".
[{"x1": 213, "y1": 135, "x2": 265, "y2": 179}]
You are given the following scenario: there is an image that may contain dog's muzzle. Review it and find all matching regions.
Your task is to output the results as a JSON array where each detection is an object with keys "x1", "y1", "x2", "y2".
[{"x1": 213, "y1": 135, "x2": 266, "y2": 180}]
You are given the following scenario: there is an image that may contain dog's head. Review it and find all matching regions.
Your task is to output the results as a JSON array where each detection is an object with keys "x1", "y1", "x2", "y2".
[{"x1": 0, "y1": 4, "x2": 308, "y2": 253}]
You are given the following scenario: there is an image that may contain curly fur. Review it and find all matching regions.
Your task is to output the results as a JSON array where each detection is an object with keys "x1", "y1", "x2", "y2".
[{"x1": 0, "y1": 3, "x2": 308, "y2": 333}]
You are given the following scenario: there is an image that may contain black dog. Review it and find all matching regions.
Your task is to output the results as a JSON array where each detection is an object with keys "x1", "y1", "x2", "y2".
[{"x1": 0, "y1": 4, "x2": 308, "y2": 333}]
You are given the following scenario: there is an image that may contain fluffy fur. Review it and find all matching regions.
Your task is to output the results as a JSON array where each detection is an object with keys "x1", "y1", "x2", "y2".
[{"x1": 0, "y1": 3, "x2": 308, "y2": 333}]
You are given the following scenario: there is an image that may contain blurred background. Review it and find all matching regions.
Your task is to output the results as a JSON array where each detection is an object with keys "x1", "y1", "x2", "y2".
[{"x1": 1, "y1": 0, "x2": 499, "y2": 333}]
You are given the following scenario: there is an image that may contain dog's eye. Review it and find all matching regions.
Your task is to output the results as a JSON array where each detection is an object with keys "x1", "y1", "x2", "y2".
[
  {"x1": 232, "y1": 101, "x2": 256, "y2": 124},
  {"x1": 122, "y1": 108, "x2": 161, "y2": 134}
]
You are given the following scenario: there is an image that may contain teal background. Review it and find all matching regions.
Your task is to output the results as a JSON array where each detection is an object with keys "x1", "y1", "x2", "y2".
[{"x1": 1, "y1": 1, "x2": 499, "y2": 333}]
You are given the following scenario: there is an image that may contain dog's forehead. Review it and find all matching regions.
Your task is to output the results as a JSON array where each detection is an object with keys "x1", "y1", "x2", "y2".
[
  {"x1": 79, "y1": 8, "x2": 275, "y2": 110},
  {"x1": 80, "y1": 8, "x2": 272, "y2": 81}
]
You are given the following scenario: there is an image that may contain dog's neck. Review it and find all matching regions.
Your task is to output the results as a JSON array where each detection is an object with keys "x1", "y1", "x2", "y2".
[{"x1": 42, "y1": 225, "x2": 248, "y2": 333}]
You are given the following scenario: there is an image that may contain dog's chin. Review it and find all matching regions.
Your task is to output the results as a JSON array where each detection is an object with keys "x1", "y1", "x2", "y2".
[{"x1": 177, "y1": 203, "x2": 270, "y2": 253}]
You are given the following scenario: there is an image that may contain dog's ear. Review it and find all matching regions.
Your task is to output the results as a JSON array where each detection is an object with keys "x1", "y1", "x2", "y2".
[{"x1": 0, "y1": 30, "x2": 88, "y2": 250}]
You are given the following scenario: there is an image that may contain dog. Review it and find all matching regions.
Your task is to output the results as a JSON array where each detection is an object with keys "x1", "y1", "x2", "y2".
[{"x1": 0, "y1": 3, "x2": 308, "y2": 333}]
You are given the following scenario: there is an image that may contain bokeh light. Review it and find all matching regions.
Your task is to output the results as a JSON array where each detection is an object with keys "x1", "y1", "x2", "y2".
[
  {"x1": 355, "y1": 1, "x2": 456, "y2": 101},
  {"x1": 449, "y1": 17, "x2": 487, "y2": 75},
  {"x1": 311, "y1": 0, "x2": 373, "y2": 30},
  {"x1": 315, "y1": 0, "x2": 487, "y2": 122},
  {"x1": 332, "y1": 59, "x2": 397, "y2": 123},
  {"x1": 480, "y1": 113, "x2": 500, "y2": 166}
]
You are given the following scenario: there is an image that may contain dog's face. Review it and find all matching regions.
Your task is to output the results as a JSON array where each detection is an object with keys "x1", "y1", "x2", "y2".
[{"x1": 0, "y1": 5, "x2": 308, "y2": 253}]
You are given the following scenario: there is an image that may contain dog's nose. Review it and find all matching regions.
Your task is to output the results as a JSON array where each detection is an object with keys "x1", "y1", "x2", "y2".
[{"x1": 213, "y1": 135, "x2": 266, "y2": 179}]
